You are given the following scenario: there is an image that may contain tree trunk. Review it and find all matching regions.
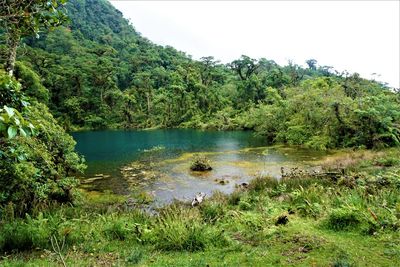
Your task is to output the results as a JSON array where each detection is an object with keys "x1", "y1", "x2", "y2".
[
  {"x1": 146, "y1": 91, "x2": 151, "y2": 115},
  {"x1": 6, "y1": 33, "x2": 20, "y2": 77}
]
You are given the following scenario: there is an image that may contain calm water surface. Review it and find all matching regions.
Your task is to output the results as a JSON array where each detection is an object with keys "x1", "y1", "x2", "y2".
[{"x1": 72, "y1": 129, "x2": 329, "y2": 204}]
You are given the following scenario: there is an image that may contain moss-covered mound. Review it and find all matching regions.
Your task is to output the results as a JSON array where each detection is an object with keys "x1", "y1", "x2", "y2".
[{"x1": 190, "y1": 155, "x2": 212, "y2": 171}]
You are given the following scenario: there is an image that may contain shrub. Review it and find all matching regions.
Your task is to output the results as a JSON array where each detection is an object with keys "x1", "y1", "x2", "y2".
[
  {"x1": 190, "y1": 155, "x2": 212, "y2": 171},
  {"x1": 14, "y1": 61, "x2": 49, "y2": 103},
  {"x1": 85, "y1": 115, "x2": 107, "y2": 129},
  {"x1": 0, "y1": 69, "x2": 25, "y2": 108},
  {"x1": 0, "y1": 72, "x2": 85, "y2": 216}
]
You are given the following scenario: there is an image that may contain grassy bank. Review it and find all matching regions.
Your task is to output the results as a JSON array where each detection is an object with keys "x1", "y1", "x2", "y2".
[{"x1": 1, "y1": 149, "x2": 399, "y2": 266}]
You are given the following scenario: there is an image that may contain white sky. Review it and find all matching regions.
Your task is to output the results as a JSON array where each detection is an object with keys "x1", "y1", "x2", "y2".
[{"x1": 110, "y1": 1, "x2": 400, "y2": 88}]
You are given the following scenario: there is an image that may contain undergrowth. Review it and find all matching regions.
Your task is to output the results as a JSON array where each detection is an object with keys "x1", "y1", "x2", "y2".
[{"x1": 0, "y1": 149, "x2": 399, "y2": 266}]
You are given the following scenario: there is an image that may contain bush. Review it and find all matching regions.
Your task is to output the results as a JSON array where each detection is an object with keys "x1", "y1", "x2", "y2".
[
  {"x1": 14, "y1": 61, "x2": 49, "y2": 103},
  {"x1": 85, "y1": 115, "x2": 107, "y2": 129},
  {"x1": 240, "y1": 77, "x2": 400, "y2": 149},
  {"x1": 0, "y1": 69, "x2": 25, "y2": 109},
  {"x1": 0, "y1": 72, "x2": 85, "y2": 216},
  {"x1": 190, "y1": 155, "x2": 212, "y2": 171}
]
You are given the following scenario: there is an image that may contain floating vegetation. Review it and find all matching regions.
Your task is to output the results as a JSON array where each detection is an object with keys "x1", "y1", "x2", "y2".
[
  {"x1": 142, "y1": 145, "x2": 166, "y2": 153},
  {"x1": 120, "y1": 161, "x2": 163, "y2": 188},
  {"x1": 80, "y1": 175, "x2": 110, "y2": 184},
  {"x1": 214, "y1": 178, "x2": 229, "y2": 185}
]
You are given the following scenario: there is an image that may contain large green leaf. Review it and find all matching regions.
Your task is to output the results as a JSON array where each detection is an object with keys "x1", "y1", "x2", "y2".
[
  {"x1": 7, "y1": 126, "x2": 18, "y2": 139},
  {"x1": 19, "y1": 127, "x2": 27, "y2": 137},
  {"x1": 4, "y1": 106, "x2": 15, "y2": 117}
]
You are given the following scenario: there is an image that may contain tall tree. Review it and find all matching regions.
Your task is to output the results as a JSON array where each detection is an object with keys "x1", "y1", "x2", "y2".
[
  {"x1": 305, "y1": 59, "x2": 318, "y2": 70},
  {"x1": 229, "y1": 55, "x2": 259, "y2": 81},
  {"x1": 0, "y1": 0, "x2": 67, "y2": 76}
]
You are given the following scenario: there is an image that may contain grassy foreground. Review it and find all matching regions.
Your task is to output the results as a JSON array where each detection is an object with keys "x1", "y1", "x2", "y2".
[{"x1": 1, "y1": 149, "x2": 399, "y2": 266}]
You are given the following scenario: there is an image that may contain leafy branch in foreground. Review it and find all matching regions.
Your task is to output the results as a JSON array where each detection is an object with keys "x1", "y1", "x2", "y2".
[{"x1": 0, "y1": 0, "x2": 68, "y2": 75}]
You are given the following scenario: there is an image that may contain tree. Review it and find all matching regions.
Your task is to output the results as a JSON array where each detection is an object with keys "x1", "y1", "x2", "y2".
[
  {"x1": 0, "y1": 0, "x2": 68, "y2": 76},
  {"x1": 305, "y1": 59, "x2": 318, "y2": 70},
  {"x1": 229, "y1": 55, "x2": 259, "y2": 81},
  {"x1": 198, "y1": 56, "x2": 220, "y2": 86}
]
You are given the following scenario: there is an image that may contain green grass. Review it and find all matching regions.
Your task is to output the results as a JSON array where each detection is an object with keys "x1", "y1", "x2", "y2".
[{"x1": 1, "y1": 149, "x2": 400, "y2": 266}]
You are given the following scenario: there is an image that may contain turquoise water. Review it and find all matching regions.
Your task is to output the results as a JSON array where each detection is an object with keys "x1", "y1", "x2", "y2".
[
  {"x1": 72, "y1": 129, "x2": 266, "y2": 174},
  {"x1": 72, "y1": 129, "x2": 328, "y2": 203}
]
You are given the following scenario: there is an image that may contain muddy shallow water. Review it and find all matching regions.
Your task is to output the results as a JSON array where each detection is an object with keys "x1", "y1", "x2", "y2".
[{"x1": 72, "y1": 129, "x2": 331, "y2": 204}]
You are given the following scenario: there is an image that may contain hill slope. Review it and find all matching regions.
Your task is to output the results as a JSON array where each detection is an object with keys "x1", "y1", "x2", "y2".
[{"x1": 13, "y1": 0, "x2": 400, "y2": 149}]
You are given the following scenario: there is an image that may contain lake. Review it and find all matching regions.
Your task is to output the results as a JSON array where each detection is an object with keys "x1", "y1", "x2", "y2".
[{"x1": 72, "y1": 129, "x2": 329, "y2": 204}]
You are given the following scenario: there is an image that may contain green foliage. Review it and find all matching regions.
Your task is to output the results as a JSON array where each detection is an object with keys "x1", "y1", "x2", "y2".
[
  {"x1": 147, "y1": 208, "x2": 209, "y2": 252},
  {"x1": 190, "y1": 155, "x2": 212, "y2": 171},
  {"x1": 0, "y1": 0, "x2": 68, "y2": 36},
  {"x1": 126, "y1": 247, "x2": 144, "y2": 265},
  {"x1": 14, "y1": 61, "x2": 49, "y2": 103},
  {"x1": 245, "y1": 77, "x2": 400, "y2": 149},
  {"x1": 290, "y1": 185, "x2": 324, "y2": 218},
  {"x1": 0, "y1": 150, "x2": 399, "y2": 265},
  {"x1": 227, "y1": 190, "x2": 242, "y2": 206},
  {"x1": 248, "y1": 176, "x2": 279, "y2": 192},
  {"x1": 10, "y1": 0, "x2": 398, "y2": 151},
  {"x1": 324, "y1": 208, "x2": 362, "y2": 231},
  {"x1": 1, "y1": 0, "x2": 69, "y2": 75},
  {"x1": 0, "y1": 71, "x2": 85, "y2": 216},
  {"x1": 103, "y1": 218, "x2": 132, "y2": 241},
  {"x1": 0, "y1": 69, "x2": 25, "y2": 108},
  {"x1": 0, "y1": 213, "x2": 52, "y2": 251},
  {"x1": 200, "y1": 202, "x2": 226, "y2": 223},
  {"x1": 238, "y1": 200, "x2": 252, "y2": 211},
  {"x1": 374, "y1": 152, "x2": 400, "y2": 167},
  {"x1": 0, "y1": 105, "x2": 35, "y2": 139}
]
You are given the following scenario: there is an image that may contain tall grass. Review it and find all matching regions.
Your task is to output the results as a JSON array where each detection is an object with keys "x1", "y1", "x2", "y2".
[{"x1": 147, "y1": 205, "x2": 217, "y2": 251}]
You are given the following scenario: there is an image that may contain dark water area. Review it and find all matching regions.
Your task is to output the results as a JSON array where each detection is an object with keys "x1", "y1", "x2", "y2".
[{"x1": 72, "y1": 129, "x2": 329, "y2": 204}]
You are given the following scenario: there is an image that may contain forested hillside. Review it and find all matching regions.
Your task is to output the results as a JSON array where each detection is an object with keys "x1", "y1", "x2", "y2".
[
  {"x1": 2, "y1": 0, "x2": 399, "y2": 150},
  {"x1": 1, "y1": 1, "x2": 400, "y2": 265}
]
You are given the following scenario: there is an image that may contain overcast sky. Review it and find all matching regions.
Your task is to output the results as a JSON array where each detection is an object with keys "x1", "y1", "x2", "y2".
[{"x1": 110, "y1": 1, "x2": 400, "y2": 88}]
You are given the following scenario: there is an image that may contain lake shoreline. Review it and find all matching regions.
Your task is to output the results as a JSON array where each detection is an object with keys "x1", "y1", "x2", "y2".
[
  {"x1": 1, "y1": 148, "x2": 399, "y2": 266},
  {"x1": 72, "y1": 129, "x2": 337, "y2": 203}
]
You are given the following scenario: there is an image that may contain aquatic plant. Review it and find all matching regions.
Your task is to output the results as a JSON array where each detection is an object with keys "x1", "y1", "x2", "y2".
[{"x1": 190, "y1": 155, "x2": 212, "y2": 171}]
